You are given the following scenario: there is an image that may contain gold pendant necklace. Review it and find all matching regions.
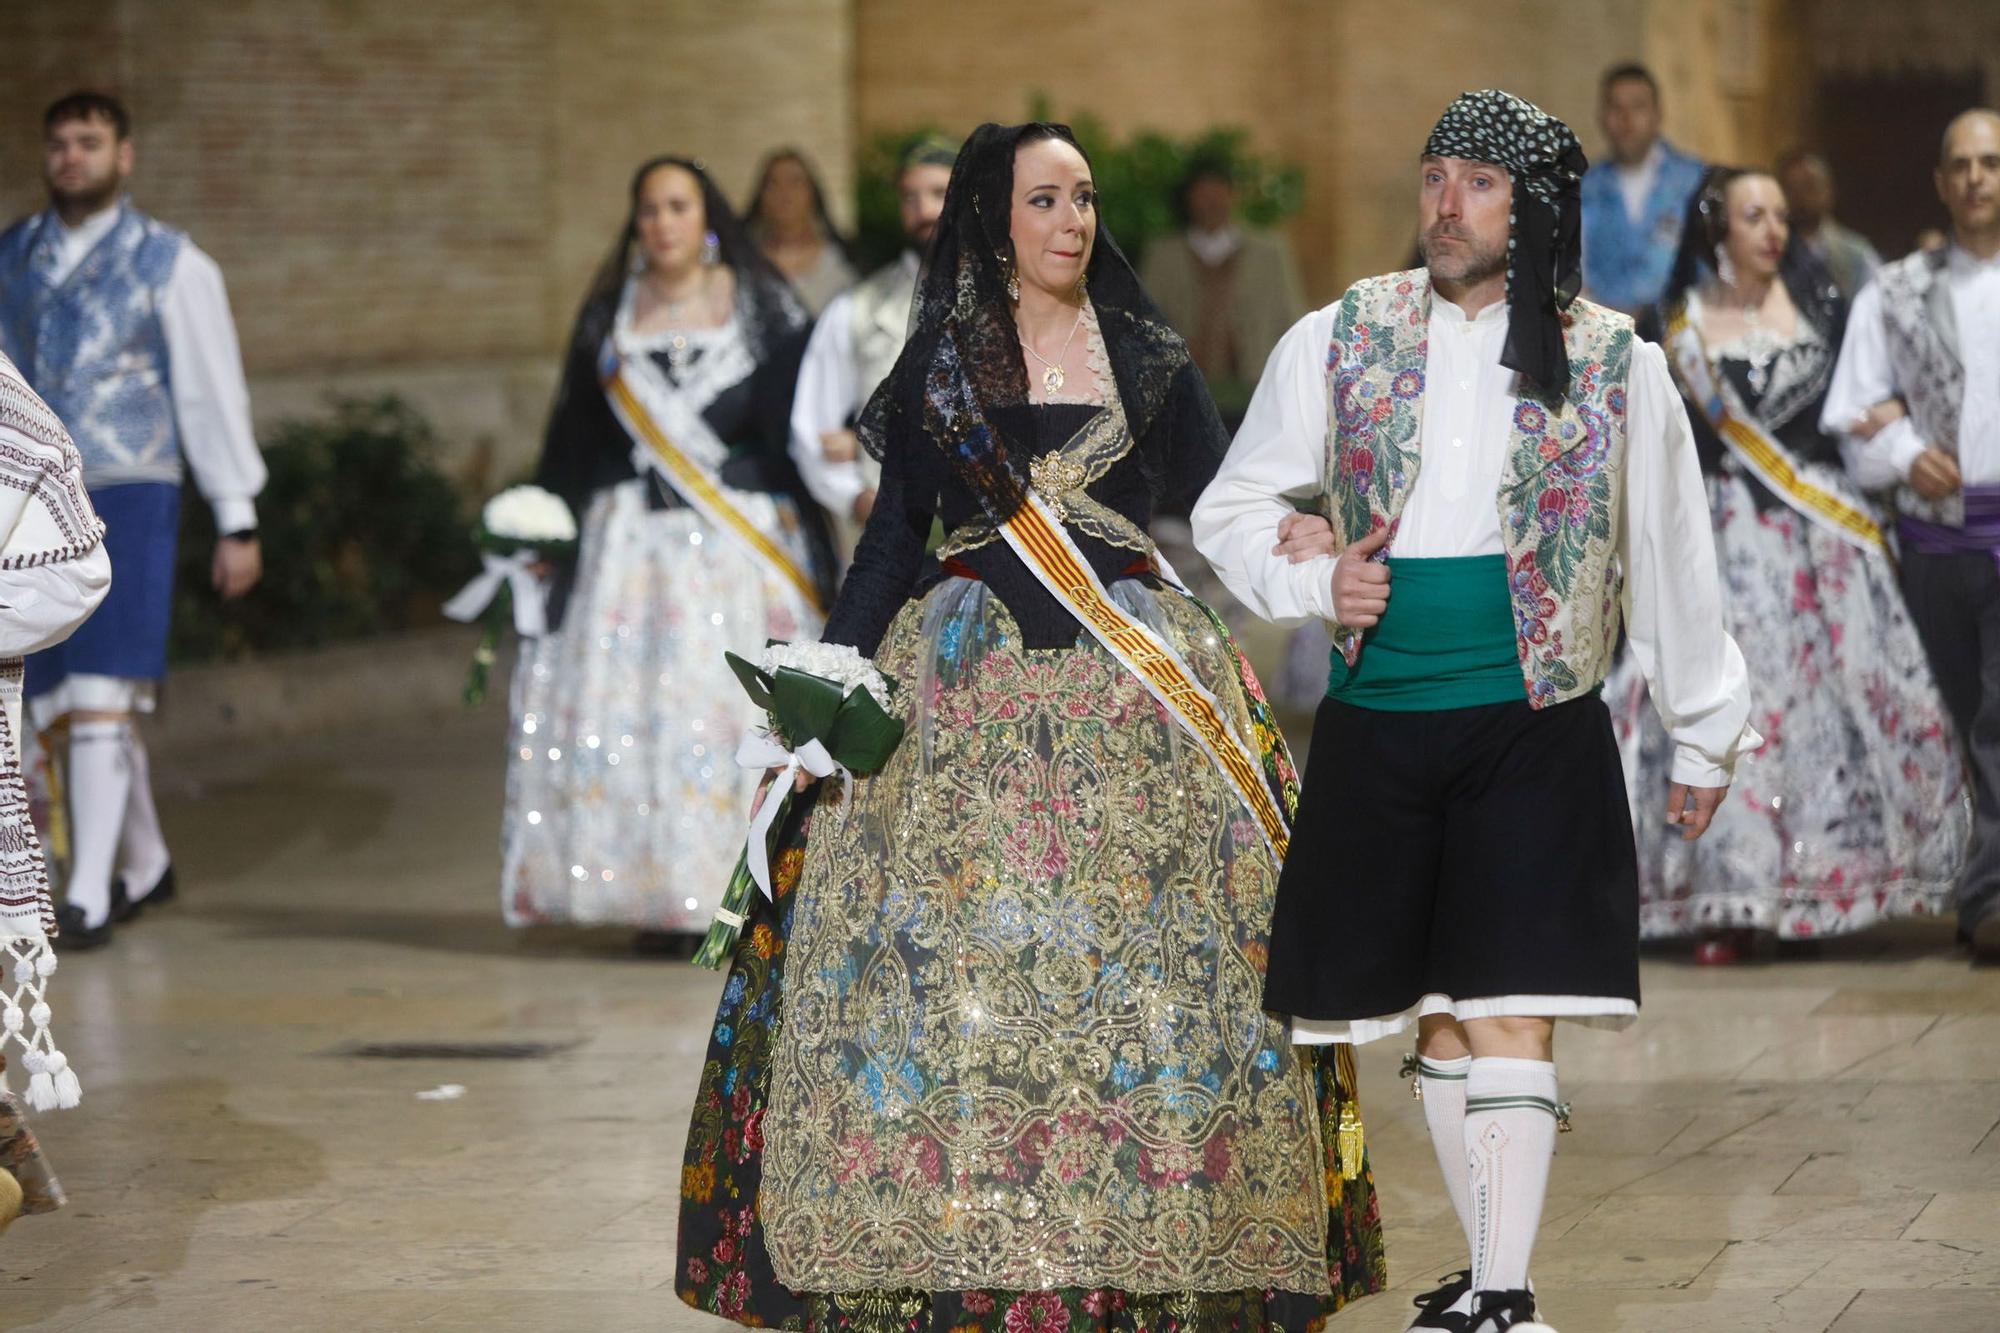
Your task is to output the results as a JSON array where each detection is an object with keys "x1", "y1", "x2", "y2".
[{"x1": 1019, "y1": 303, "x2": 1086, "y2": 397}]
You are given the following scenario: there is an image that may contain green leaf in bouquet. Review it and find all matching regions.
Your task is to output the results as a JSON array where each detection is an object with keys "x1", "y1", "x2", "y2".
[
  {"x1": 769, "y1": 667, "x2": 847, "y2": 747},
  {"x1": 692, "y1": 845, "x2": 757, "y2": 971},
  {"x1": 724, "y1": 651, "x2": 777, "y2": 712},
  {"x1": 825, "y1": 687, "x2": 906, "y2": 774}
]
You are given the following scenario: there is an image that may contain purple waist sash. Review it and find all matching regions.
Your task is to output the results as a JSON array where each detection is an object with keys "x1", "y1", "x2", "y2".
[{"x1": 1900, "y1": 486, "x2": 2000, "y2": 566}]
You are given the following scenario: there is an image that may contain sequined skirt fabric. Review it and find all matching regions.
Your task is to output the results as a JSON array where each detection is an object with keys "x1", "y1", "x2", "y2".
[
  {"x1": 759, "y1": 577, "x2": 1330, "y2": 1296},
  {"x1": 502, "y1": 478, "x2": 822, "y2": 931}
]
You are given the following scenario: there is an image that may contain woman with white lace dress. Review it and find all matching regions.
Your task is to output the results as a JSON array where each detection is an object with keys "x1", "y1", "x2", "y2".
[
  {"x1": 501, "y1": 156, "x2": 832, "y2": 939},
  {"x1": 1607, "y1": 167, "x2": 1969, "y2": 960}
]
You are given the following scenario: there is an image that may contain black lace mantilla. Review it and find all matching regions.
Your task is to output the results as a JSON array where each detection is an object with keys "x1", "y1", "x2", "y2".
[{"x1": 826, "y1": 122, "x2": 1231, "y2": 652}]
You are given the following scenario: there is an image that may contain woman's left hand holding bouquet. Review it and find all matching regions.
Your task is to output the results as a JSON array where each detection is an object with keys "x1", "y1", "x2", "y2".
[
  {"x1": 693, "y1": 642, "x2": 904, "y2": 969},
  {"x1": 443, "y1": 485, "x2": 579, "y2": 706}
]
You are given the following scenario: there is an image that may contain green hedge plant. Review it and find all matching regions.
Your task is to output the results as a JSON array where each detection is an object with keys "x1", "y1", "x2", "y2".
[
  {"x1": 852, "y1": 105, "x2": 1304, "y2": 271},
  {"x1": 170, "y1": 395, "x2": 479, "y2": 663}
]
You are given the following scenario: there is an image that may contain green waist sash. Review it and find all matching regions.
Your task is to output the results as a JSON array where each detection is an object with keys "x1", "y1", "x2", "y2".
[{"x1": 1326, "y1": 555, "x2": 1525, "y2": 711}]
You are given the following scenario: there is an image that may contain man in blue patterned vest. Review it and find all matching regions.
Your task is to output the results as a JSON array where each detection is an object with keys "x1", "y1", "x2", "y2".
[
  {"x1": 0, "y1": 91, "x2": 267, "y2": 950},
  {"x1": 1579, "y1": 64, "x2": 1706, "y2": 316},
  {"x1": 1196, "y1": 90, "x2": 1756, "y2": 1333}
]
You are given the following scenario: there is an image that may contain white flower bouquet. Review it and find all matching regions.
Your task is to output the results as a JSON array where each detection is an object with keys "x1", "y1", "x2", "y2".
[
  {"x1": 692, "y1": 640, "x2": 904, "y2": 969},
  {"x1": 483, "y1": 485, "x2": 578, "y2": 546},
  {"x1": 442, "y1": 485, "x2": 579, "y2": 705}
]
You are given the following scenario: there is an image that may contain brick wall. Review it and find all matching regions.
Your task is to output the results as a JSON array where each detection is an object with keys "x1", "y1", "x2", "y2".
[
  {"x1": 854, "y1": 0, "x2": 1345, "y2": 296},
  {"x1": 0, "y1": 0, "x2": 854, "y2": 484},
  {"x1": 1, "y1": 0, "x2": 1815, "y2": 482},
  {"x1": 855, "y1": 0, "x2": 1810, "y2": 306}
]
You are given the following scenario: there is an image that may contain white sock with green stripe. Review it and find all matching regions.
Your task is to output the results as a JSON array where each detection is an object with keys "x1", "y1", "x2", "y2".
[
  {"x1": 1419, "y1": 1054, "x2": 1477, "y2": 1315},
  {"x1": 1464, "y1": 1056, "x2": 1558, "y2": 1300}
]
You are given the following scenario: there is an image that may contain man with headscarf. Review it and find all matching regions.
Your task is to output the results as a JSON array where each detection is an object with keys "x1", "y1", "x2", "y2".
[
  {"x1": 1195, "y1": 90, "x2": 1757, "y2": 1333},
  {"x1": 789, "y1": 134, "x2": 957, "y2": 560}
]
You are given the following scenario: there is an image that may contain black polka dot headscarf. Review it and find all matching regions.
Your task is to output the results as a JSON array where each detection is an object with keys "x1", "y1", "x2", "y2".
[{"x1": 1423, "y1": 89, "x2": 1590, "y2": 399}]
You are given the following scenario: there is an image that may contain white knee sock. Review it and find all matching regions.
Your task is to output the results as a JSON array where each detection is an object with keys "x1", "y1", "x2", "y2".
[
  {"x1": 117, "y1": 728, "x2": 171, "y2": 897},
  {"x1": 1464, "y1": 1056, "x2": 1559, "y2": 1299},
  {"x1": 65, "y1": 720, "x2": 133, "y2": 929},
  {"x1": 1419, "y1": 1054, "x2": 1477, "y2": 1314}
]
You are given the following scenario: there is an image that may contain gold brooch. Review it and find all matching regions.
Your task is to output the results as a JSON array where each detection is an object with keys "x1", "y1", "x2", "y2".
[{"x1": 1029, "y1": 453, "x2": 1088, "y2": 520}]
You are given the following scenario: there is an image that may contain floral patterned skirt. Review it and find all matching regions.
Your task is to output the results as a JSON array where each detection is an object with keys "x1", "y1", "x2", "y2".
[
  {"x1": 502, "y1": 479, "x2": 823, "y2": 932},
  {"x1": 1, "y1": 1054, "x2": 66, "y2": 1218},
  {"x1": 1608, "y1": 477, "x2": 1970, "y2": 940},
  {"x1": 677, "y1": 578, "x2": 1385, "y2": 1332}
]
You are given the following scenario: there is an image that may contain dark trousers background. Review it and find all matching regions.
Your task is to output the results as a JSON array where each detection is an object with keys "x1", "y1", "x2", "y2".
[{"x1": 1899, "y1": 547, "x2": 2000, "y2": 929}]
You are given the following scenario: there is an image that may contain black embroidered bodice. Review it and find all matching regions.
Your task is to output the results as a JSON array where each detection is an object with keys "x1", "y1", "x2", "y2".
[{"x1": 825, "y1": 402, "x2": 1199, "y2": 652}]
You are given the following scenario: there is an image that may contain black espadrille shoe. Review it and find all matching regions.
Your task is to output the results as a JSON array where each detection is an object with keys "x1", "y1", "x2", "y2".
[
  {"x1": 1406, "y1": 1269, "x2": 1472, "y2": 1330},
  {"x1": 1467, "y1": 1289, "x2": 1555, "y2": 1332},
  {"x1": 54, "y1": 903, "x2": 112, "y2": 951}
]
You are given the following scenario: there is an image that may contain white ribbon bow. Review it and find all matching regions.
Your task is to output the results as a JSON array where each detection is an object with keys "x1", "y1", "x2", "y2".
[
  {"x1": 736, "y1": 729, "x2": 843, "y2": 899},
  {"x1": 443, "y1": 550, "x2": 548, "y2": 637}
]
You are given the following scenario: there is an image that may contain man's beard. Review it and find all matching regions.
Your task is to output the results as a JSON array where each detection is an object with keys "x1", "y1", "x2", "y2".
[
  {"x1": 1419, "y1": 225, "x2": 1507, "y2": 284},
  {"x1": 907, "y1": 220, "x2": 938, "y2": 251},
  {"x1": 48, "y1": 171, "x2": 121, "y2": 216}
]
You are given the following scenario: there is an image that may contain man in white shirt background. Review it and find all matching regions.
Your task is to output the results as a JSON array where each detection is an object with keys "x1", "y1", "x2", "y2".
[
  {"x1": 1824, "y1": 107, "x2": 2000, "y2": 963},
  {"x1": 1194, "y1": 90, "x2": 1756, "y2": 1332},
  {"x1": 0, "y1": 91, "x2": 267, "y2": 949},
  {"x1": 789, "y1": 134, "x2": 956, "y2": 562}
]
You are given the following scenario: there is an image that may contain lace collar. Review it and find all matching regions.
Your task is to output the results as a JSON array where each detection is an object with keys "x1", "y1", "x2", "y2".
[{"x1": 1024, "y1": 300, "x2": 1113, "y2": 408}]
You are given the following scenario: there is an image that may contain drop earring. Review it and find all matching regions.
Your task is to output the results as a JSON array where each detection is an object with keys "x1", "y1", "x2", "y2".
[
  {"x1": 997, "y1": 248, "x2": 1021, "y2": 302},
  {"x1": 702, "y1": 231, "x2": 722, "y2": 267}
]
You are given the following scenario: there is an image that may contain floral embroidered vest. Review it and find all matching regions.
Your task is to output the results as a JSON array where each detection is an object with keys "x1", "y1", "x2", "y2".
[
  {"x1": 1872, "y1": 248, "x2": 1965, "y2": 527},
  {"x1": 1322, "y1": 269, "x2": 1633, "y2": 708}
]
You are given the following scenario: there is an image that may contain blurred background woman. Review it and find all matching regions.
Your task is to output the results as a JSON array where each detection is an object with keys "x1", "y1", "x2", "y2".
[
  {"x1": 1608, "y1": 166, "x2": 1968, "y2": 962},
  {"x1": 502, "y1": 156, "x2": 831, "y2": 943},
  {"x1": 744, "y1": 147, "x2": 858, "y2": 316}
]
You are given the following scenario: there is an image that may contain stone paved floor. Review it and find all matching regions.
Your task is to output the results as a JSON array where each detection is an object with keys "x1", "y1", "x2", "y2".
[{"x1": 2, "y1": 709, "x2": 1996, "y2": 1331}]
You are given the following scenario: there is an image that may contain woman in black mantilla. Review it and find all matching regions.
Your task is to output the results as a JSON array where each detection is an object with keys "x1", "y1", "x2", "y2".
[
  {"x1": 675, "y1": 123, "x2": 1385, "y2": 1331},
  {"x1": 1607, "y1": 165, "x2": 1968, "y2": 960},
  {"x1": 501, "y1": 155, "x2": 833, "y2": 939}
]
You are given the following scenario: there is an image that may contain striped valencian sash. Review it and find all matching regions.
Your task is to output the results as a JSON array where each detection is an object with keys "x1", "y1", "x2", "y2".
[
  {"x1": 995, "y1": 495, "x2": 1291, "y2": 862},
  {"x1": 601, "y1": 355, "x2": 826, "y2": 614},
  {"x1": 1665, "y1": 307, "x2": 1884, "y2": 553}
]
